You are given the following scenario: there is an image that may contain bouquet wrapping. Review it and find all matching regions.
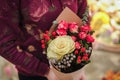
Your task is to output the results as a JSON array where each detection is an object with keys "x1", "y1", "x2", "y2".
[{"x1": 40, "y1": 7, "x2": 94, "y2": 80}]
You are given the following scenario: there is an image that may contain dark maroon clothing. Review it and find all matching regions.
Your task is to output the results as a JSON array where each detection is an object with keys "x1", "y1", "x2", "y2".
[{"x1": 0, "y1": 0, "x2": 88, "y2": 76}]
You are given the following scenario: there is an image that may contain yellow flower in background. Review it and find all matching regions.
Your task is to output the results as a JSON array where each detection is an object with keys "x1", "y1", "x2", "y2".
[
  {"x1": 91, "y1": 12, "x2": 110, "y2": 31},
  {"x1": 47, "y1": 36, "x2": 75, "y2": 60},
  {"x1": 99, "y1": 24, "x2": 113, "y2": 33}
]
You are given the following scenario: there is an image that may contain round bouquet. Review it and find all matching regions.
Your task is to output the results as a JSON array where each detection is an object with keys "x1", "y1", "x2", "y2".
[{"x1": 41, "y1": 20, "x2": 94, "y2": 74}]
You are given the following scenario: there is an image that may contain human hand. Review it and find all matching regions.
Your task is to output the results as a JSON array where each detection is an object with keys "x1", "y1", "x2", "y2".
[
  {"x1": 45, "y1": 69, "x2": 59, "y2": 80},
  {"x1": 73, "y1": 70, "x2": 86, "y2": 80}
]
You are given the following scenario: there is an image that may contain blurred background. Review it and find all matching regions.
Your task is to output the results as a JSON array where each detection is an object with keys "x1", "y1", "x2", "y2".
[{"x1": 0, "y1": 0, "x2": 120, "y2": 80}]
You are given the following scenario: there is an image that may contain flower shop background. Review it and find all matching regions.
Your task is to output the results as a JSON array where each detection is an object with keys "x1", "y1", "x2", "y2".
[{"x1": 0, "y1": 0, "x2": 120, "y2": 80}]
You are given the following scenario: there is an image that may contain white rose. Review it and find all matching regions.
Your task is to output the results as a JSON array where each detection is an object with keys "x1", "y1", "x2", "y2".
[{"x1": 47, "y1": 36, "x2": 75, "y2": 60}]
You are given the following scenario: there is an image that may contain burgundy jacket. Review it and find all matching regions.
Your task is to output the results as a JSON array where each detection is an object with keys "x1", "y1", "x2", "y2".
[{"x1": 0, "y1": 0, "x2": 89, "y2": 76}]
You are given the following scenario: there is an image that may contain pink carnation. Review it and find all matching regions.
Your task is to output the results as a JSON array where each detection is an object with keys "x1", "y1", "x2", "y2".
[
  {"x1": 86, "y1": 35, "x2": 94, "y2": 43},
  {"x1": 69, "y1": 22, "x2": 79, "y2": 33},
  {"x1": 56, "y1": 29, "x2": 67, "y2": 36},
  {"x1": 58, "y1": 20, "x2": 68, "y2": 30},
  {"x1": 78, "y1": 32, "x2": 87, "y2": 40},
  {"x1": 80, "y1": 25, "x2": 91, "y2": 32}
]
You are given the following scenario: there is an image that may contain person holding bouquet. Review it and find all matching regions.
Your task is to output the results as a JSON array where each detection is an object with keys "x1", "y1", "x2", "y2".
[{"x1": 0, "y1": 0, "x2": 89, "y2": 80}]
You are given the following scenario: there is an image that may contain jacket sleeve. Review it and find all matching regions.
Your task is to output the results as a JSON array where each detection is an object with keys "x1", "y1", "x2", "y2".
[
  {"x1": 0, "y1": 0, "x2": 49, "y2": 76},
  {"x1": 77, "y1": 0, "x2": 90, "y2": 25}
]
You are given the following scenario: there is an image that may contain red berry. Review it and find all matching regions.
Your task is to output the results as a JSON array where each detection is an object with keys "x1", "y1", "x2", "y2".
[
  {"x1": 45, "y1": 31, "x2": 49, "y2": 34},
  {"x1": 52, "y1": 31, "x2": 56, "y2": 36},
  {"x1": 81, "y1": 47, "x2": 86, "y2": 52},
  {"x1": 77, "y1": 58, "x2": 81, "y2": 63},
  {"x1": 74, "y1": 50, "x2": 79, "y2": 54},
  {"x1": 82, "y1": 56, "x2": 89, "y2": 61},
  {"x1": 41, "y1": 40, "x2": 45, "y2": 44},
  {"x1": 43, "y1": 34, "x2": 47, "y2": 38},
  {"x1": 41, "y1": 44, "x2": 45, "y2": 49},
  {"x1": 46, "y1": 36, "x2": 50, "y2": 41},
  {"x1": 84, "y1": 53, "x2": 89, "y2": 57}
]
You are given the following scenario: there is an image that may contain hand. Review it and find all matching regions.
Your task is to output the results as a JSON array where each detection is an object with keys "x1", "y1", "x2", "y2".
[
  {"x1": 73, "y1": 70, "x2": 86, "y2": 80},
  {"x1": 45, "y1": 69, "x2": 59, "y2": 80}
]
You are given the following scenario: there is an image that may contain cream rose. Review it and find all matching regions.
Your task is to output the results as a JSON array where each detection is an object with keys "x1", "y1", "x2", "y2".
[{"x1": 47, "y1": 36, "x2": 75, "y2": 60}]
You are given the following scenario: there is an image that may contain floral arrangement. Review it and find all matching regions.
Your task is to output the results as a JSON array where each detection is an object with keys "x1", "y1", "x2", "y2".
[{"x1": 41, "y1": 20, "x2": 94, "y2": 73}]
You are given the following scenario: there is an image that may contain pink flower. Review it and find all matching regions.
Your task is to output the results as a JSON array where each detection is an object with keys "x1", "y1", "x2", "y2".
[
  {"x1": 56, "y1": 29, "x2": 67, "y2": 36},
  {"x1": 78, "y1": 32, "x2": 87, "y2": 40},
  {"x1": 69, "y1": 22, "x2": 79, "y2": 33},
  {"x1": 71, "y1": 36, "x2": 77, "y2": 41},
  {"x1": 80, "y1": 25, "x2": 91, "y2": 32},
  {"x1": 75, "y1": 42, "x2": 81, "y2": 49},
  {"x1": 86, "y1": 35, "x2": 94, "y2": 43},
  {"x1": 58, "y1": 20, "x2": 68, "y2": 30}
]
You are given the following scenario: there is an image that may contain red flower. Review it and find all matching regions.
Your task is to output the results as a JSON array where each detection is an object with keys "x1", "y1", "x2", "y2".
[
  {"x1": 56, "y1": 29, "x2": 67, "y2": 36},
  {"x1": 69, "y1": 22, "x2": 79, "y2": 33},
  {"x1": 71, "y1": 36, "x2": 77, "y2": 41},
  {"x1": 81, "y1": 47, "x2": 86, "y2": 52},
  {"x1": 77, "y1": 56, "x2": 81, "y2": 63},
  {"x1": 58, "y1": 20, "x2": 68, "y2": 30},
  {"x1": 75, "y1": 42, "x2": 81, "y2": 49},
  {"x1": 74, "y1": 50, "x2": 79, "y2": 54},
  {"x1": 80, "y1": 25, "x2": 91, "y2": 32},
  {"x1": 78, "y1": 32, "x2": 87, "y2": 40},
  {"x1": 86, "y1": 35, "x2": 94, "y2": 43},
  {"x1": 82, "y1": 56, "x2": 89, "y2": 61}
]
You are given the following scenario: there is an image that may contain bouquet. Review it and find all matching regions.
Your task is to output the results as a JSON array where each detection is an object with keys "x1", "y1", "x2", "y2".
[{"x1": 41, "y1": 7, "x2": 94, "y2": 79}]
